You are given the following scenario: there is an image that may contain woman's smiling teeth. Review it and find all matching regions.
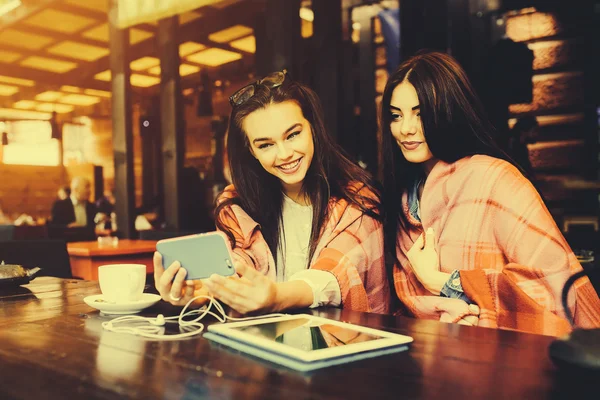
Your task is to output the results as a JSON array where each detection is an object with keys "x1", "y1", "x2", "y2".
[{"x1": 277, "y1": 158, "x2": 302, "y2": 173}]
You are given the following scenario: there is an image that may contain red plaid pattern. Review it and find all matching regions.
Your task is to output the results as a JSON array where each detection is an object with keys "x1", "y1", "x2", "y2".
[
  {"x1": 394, "y1": 155, "x2": 600, "y2": 336},
  {"x1": 217, "y1": 184, "x2": 390, "y2": 314}
]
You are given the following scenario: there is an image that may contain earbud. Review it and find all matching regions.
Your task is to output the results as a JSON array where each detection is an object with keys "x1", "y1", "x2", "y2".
[
  {"x1": 100, "y1": 295, "x2": 287, "y2": 340},
  {"x1": 151, "y1": 314, "x2": 165, "y2": 326}
]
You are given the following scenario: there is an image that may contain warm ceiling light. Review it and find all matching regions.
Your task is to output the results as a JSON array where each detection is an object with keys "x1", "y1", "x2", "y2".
[
  {"x1": 13, "y1": 100, "x2": 37, "y2": 110},
  {"x1": 94, "y1": 70, "x2": 111, "y2": 81},
  {"x1": 35, "y1": 91, "x2": 64, "y2": 102},
  {"x1": 180, "y1": 11, "x2": 202, "y2": 25},
  {"x1": 95, "y1": 71, "x2": 161, "y2": 87},
  {"x1": 47, "y1": 41, "x2": 110, "y2": 62},
  {"x1": 130, "y1": 74, "x2": 160, "y2": 88},
  {"x1": 180, "y1": 41, "x2": 206, "y2": 57},
  {"x1": 0, "y1": 84, "x2": 19, "y2": 96},
  {"x1": 230, "y1": 35, "x2": 256, "y2": 54},
  {"x1": 299, "y1": 7, "x2": 314, "y2": 22},
  {"x1": 84, "y1": 89, "x2": 111, "y2": 98},
  {"x1": 20, "y1": 56, "x2": 78, "y2": 73},
  {"x1": 208, "y1": 25, "x2": 253, "y2": 43},
  {"x1": 186, "y1": 48, "x2": 242, "y2": 67},
  {"x1": 0, "y1": 75, "x2": 35, "y2": 87},
  {"x1": 58, "y1": 94, "x2": 101, "y2": 106},
  {"x1": 0, "y1": 29, "x2": 54, "y2": 50},
  {"x1": 0, "y1": 49, "x2": 21, "y2": 63},
  {"x1": 130, "y1": 29, "x2": 154, "y2": 45},
  {"x1": 60, "y1": 85, "x2": 82, "y2": 93},
  {"x1": 35, "y1": 103, "x2": 74, "y2": 114},
  {"x1": 23, "y1": 9, "x2": 96, "y2": 34},
  {"x1": 130, "y1": 56, "x2": 160, "y2": 71},
  {"x1": 82, "y1": 24, "x2": 153, "y2": 45},
  {"x1": 147, "y1": 64, "x2": 200, "y2": 77},
  {"x1": 0, "y1": 0, "x2": 21, "y2": 17},
  {"x1": 0, "y1": 108, "x2": 51, "y2": 120}
]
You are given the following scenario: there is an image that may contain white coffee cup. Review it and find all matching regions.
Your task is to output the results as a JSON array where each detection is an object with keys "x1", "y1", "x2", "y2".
[{"x1": 98, "y1": 264, "x2": 146, "y2": 303}]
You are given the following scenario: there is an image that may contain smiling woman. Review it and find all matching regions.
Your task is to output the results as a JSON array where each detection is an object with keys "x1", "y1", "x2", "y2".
[
  {"x1": 154, "y1": 71, "x2": 390, "y2": 316},
  {"x1": 381, "y1": 51, "x2": 600, "y2": 335},
  {"x1": 241, "y1": 102, "x2": 314, "y2": 203}
]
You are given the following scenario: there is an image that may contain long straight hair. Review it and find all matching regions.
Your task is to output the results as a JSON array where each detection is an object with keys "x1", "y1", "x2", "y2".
[
  {"x1": 215, "y1": 78, "x2": 381, "y2": 266},
  {"x1": 380, "y1": 52, "x2": 523, "y2": 283}
]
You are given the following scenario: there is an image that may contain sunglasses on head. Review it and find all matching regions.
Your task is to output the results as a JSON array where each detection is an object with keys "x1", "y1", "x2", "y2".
[{"x1": 229, "y1": 69, "x2": 288, "y2": 108}]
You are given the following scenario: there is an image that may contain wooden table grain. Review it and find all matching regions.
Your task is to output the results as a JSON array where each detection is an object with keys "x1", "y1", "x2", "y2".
[
  {"x1": 0, "y1": 277, "x2": 595, "y2": 400},
  {"x1": 67, "y1": 239, "x2": 157, "y2": 280}
]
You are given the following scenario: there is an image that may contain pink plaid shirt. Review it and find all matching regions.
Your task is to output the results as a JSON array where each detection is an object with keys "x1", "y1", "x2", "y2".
[
  {"x1": 394, "y1": 155, "x2": 600, "y2": 336},
  {"x1": 217, "y1": 184, "x2": 390, "y2": 314}
]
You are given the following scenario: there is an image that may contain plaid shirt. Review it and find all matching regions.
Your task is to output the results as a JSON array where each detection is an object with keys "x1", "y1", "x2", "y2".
[
  {"x1": 216, "y1": 184, "x2": 390, "y2": 314},
  {"x1": 394, "y1": 155, "x2": 600, "y2": 336}
]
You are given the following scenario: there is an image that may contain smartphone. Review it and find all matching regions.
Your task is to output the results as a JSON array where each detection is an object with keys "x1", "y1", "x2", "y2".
[{"x1": 156, "y1": 231, "x2": 236, "y2": 280}]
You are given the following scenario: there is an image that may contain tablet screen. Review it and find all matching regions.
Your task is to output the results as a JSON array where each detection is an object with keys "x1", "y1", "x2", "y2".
[{"x1": 230, "y1": 317, "x2": 383, "y2": 352}]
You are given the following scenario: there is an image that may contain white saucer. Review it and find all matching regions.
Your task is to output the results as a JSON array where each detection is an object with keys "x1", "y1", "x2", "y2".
[{"x1": 84, "y1": 293, "x2": 162, "y2": 315}]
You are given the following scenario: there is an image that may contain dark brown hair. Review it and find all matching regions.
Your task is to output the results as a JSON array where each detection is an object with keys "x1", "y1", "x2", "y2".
[
  {"x1": 380, "y1": 51, "x2": 520, "y2": 288},
  {"x1": 216, "y1": 77, "x2": 381, "y2": 265}
]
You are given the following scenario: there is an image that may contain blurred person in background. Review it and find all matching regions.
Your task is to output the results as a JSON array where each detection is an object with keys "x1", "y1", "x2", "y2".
[
  {"x1": 51, "y1": 177, "x2": 96, "y2": 228},
  {"x1": 57, "y1": 186, "x2": 71, "y2": 201}
]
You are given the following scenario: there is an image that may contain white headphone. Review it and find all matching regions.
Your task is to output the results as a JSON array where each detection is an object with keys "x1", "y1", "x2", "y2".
[{"x1": 101, "y1": 295, "x2": 286, "y2": 340}]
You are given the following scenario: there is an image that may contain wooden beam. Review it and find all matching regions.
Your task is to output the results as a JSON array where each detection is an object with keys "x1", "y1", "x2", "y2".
[
  {"x1": 51, "y1": 2, "x2": 107, "y2": 21},
  {"x1": 158, "y1": 16, "x2": 185, "y2": 231},
  {"x1": 11, "y1": 24, "x2": 110, "y2": 49},
  {"x1": 140, "y1": 101, "x2": 161, "y2": 213},
  {"x1": 199, "y1": 38, "x2": 255, "y2": 55},
  {"x1": 313, "y1": 0, "x2": 342, "y2": 140},
  {"x1": 355, "y1": 6, "x2": 378, "y2": 174},
  {"x1": 51, "y1": 1, "x2": 157, "y2": 34},
  {"x1": 255, "y1": 0, "x2": 301, "y2": 76},
  {"x1": 447, "y1": 0, "x2": 473, "y2": 74},
  {"x1": 0, "y1": 0, "x2": 60, "y2": 29},
  {"x1": 109, "y1": 0, "x2": 136, "y2": 239},
  {"x1": 0, "y1": 63, "x2": 110, "y2": 91},
  {"x1": 180, "y1": 56, "x2": 255, "y2": 86},
  {"x1": 0, "y1": 42, "x2": 99, "y2": 68}
]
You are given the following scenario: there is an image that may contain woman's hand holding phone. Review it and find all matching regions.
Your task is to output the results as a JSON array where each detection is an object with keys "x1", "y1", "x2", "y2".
[
  {"x1": 153, "y1": 252, "x2": 211, "y2": 307},
  {"x1": 203, "y1": 255, "x2": 278, "y2": 315}
]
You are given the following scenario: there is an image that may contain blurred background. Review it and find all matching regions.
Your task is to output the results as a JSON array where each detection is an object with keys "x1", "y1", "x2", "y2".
[{"x1": 0, "y1": 0, "x2": 597, "y2": 251}]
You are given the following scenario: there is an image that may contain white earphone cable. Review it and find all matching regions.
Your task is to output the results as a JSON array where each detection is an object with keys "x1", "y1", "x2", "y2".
[{"x1": 101, "y1": 295, "x2": 287, "y2": 340}]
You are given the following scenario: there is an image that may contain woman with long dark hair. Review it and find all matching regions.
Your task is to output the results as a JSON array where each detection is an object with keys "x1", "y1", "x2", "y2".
[
  {"x1": 155, "y1": 70, "x2": 389, "y2": 315},
  {"x1": 381, "y1": 51, "x2": 600, "y2": 335}
]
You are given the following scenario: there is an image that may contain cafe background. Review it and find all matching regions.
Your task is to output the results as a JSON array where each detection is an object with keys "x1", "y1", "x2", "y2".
[{"x1": 0, "y1": 0, "x2": 598, "y2": 249}]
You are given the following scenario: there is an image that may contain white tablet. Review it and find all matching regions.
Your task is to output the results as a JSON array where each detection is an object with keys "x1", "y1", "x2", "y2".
[{"x1": 204, "y1": 314, "x2": 413, "y2": 371}]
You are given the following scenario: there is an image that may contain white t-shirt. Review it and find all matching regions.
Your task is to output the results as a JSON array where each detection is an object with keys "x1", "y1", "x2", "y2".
[
  {"x1": 70, "y1": 195, "x2": 87, "y2": 226},
  {"x1": 276, "y1": 195, "x2": 341, "y2": 308}
]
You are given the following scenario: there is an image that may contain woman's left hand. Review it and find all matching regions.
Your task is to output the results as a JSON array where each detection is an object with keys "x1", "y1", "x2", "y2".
[
  {"x1": 407, "y1": 227, "x2": 448, "y2": 294},
  {"x1": 203, "y1": 256, "x2": 278, "y2": 315}
]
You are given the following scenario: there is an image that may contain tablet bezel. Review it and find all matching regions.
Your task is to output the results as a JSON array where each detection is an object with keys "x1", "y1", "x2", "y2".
[{"x1": 207, "y1": 314, "x2": 413, "y2": 362}]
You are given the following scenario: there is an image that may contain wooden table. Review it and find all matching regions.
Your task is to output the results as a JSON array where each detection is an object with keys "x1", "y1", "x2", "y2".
[
  {"x1": 0, "y1": 277, "x2": 595, "y2": 400},
  {"x1": 67, "y1": 239, "x2": 157, "y2": 280}
]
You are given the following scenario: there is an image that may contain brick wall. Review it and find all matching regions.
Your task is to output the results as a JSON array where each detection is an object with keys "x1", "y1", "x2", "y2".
[{"x1": 505, "y1": 8, "x2": 593, "y2": 217}]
